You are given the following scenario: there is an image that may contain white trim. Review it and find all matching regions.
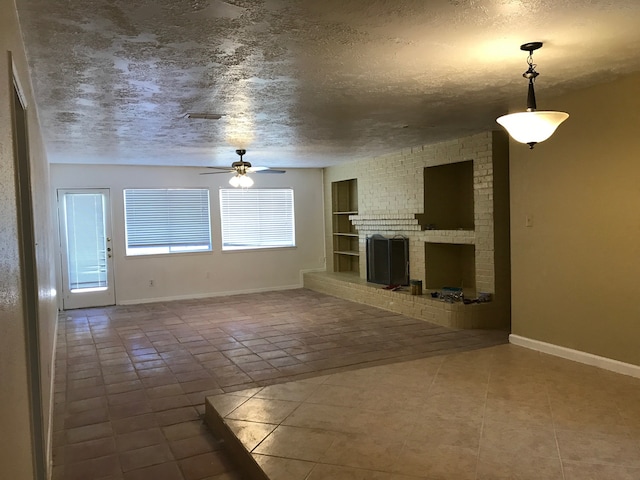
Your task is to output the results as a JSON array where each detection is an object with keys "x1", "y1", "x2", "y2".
[
  {"x1": 509, "y1": 334, "x2": 640, "y2": 379},
  {"x1": 117, "y1": 284, "x2": 303, "y2": 305},
  {"x1": 11, "y1": 55, "x2": 28, "y2": 109}
]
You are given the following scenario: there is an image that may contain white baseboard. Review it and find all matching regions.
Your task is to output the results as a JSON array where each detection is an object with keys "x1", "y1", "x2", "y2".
[
  {"x1": 118, "y1": 283, "x2": 303, "y2": 305},
  {"x1": 509, "y1": 334, "x2": 640, "y2": 379}
]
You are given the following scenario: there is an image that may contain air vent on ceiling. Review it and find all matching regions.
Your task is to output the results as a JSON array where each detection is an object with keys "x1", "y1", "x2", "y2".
[{"x1": 183, "y1": 112, "x2": 225, "y2": 120}]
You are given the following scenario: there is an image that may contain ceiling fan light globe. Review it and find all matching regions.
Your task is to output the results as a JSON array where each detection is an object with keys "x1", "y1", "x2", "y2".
[
  {"x1": 238, "y1": 175, "x2": 254, "y2": 188},
  {"x1": 497, "y1": 111, "x2": 569, "y2": 145},
  {"x1": 229, "y1": 175, "x2": 241, "y2": 187}
]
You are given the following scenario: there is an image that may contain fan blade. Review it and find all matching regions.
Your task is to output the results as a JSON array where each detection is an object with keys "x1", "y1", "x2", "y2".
[
  {"x1": 248, "y1": 166, "x2": 286, "y2": 174},
  {"x1": 206, "y1": 166, "x2": 235, "y2": 171},
  {"x1": 200, "y1": 170, "x2": 234, "y2": 175}
]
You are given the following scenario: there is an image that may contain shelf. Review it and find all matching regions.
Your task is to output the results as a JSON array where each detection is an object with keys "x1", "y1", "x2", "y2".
[
  {"x1": 425, "y1": 229, "x2": 474, "y2": 233},
  {"x1": 332, "y1": 179, "x2": 359, "y2": 274}
]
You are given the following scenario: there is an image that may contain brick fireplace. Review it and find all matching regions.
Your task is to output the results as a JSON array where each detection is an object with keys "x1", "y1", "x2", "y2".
[{"x1": 307, "y1": 130, "x2": 511, "y2": 329}]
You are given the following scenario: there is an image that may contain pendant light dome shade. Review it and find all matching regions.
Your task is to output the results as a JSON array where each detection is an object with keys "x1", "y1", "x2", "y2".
[
  {"x1": 497, "y1": 42, "x2": 568, "y2": 149},
  {"x1": 497, "y1": 111, "x2": 569, "y2": 147}
]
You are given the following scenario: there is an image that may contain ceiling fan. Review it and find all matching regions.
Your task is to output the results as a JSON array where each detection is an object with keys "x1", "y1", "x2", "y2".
[{"x1": 200, "y1": 149, "x2": 286, "y2": 187}]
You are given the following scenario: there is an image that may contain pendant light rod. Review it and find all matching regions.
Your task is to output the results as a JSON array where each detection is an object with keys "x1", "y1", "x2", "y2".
[
  {"x1": 522, "y1": 42, "x2": 542, "y2": 111},
  {"x1": 526, "y1": 78, "x2": 537, "y2": 111}
]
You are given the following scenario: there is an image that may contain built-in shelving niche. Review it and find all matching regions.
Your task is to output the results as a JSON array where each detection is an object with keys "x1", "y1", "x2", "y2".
[
  {"x1": 425, "y1": 242, "x2": 476, "y2": 293},
  {"x1": 332, "y1": 179, "x2": 359, "y2": 274},
  {"x1": 423, "y1": 160, "x2": 474, "y2": 230}
]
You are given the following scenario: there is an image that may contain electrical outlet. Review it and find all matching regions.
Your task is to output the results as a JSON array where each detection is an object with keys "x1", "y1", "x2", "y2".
[{"x1": 148, "y1": 279, "x2": 154, "y2": 287}]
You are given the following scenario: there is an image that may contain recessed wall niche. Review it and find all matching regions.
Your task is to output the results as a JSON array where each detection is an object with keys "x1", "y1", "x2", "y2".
[
  {"x1": 331, "y1": 179, "x2": 359, "y2": 274},
  {"x1": 423, "y1": 160, "x2": 474, "y2": 230},
  {"x1": 425, "y1": 242, "x2": 476, "y2": 292}
]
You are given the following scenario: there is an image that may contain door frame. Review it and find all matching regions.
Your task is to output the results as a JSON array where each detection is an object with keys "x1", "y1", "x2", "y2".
[{"x1": 10, "y1": 52, "x2": 46, "y2": 480}]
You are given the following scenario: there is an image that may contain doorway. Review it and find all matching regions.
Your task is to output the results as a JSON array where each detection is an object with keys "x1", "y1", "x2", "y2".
[{"x1": 57, "y1": 188, "x2": 116, "y2": 309}]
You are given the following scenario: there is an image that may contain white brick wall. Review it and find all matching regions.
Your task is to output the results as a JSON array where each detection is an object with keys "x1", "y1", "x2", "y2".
[{"x1": 324, "y1": 131, "x2": 503, "y2": 296}]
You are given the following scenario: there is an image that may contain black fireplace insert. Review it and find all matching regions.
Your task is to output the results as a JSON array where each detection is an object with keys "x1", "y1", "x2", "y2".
[{"x1": 366, "y1": 235, "x2": 409, "y2": 286}]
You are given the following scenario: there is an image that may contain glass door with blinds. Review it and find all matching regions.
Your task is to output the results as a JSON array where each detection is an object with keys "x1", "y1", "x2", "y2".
[{"x1": 57, "y1": 188, "x2": 115, "y2": 309}]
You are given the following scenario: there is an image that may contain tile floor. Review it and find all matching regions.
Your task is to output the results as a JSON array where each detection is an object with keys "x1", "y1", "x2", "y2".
[
  {"x1": 207, "y1": 344, "x2": 640, "y2": 480},
  {"x1": 52, "y1": 288, "x2": 507, "y2": 479}
]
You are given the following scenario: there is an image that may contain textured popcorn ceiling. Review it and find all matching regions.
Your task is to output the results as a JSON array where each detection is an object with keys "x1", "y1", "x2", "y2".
[{"x1": 15, "y1": 0, "x2": 640, "y2": 167}]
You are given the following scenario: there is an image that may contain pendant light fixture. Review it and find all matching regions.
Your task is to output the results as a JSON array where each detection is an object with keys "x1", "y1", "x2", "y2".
[{"x1": 496, "y1": 42, "x2": 569, "y2": 149}]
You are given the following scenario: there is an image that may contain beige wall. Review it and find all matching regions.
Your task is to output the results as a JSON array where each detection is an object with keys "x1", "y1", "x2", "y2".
[
  {"x1": 1, "y1": 0, "x2": 59, "y2": 478},
  {"x1": 50, "y1": 164, "x2": 326, "y2": 305},
  {"x1": 510, "y1": 72, "x2": 640, "y2": 366}
]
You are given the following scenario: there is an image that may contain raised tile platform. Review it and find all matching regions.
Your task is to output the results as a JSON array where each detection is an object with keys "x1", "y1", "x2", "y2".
[
  {"x1": 303, "y1": 271, "x2": 508, "y2": 329},
  {"x1": 205, "y1": 343, "x2": 640, "y2": 480}
]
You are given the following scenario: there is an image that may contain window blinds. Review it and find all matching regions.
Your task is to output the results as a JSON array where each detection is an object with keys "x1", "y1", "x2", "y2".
[
  {"x1": 124, "y1": 188, "x2": 211, "y2": 255},
  {"x1": 219, "y1": 188, "x2": 295, "y2": 250},
  {"x1": 63, "y1": 192, "x2": 108, "y2": 290}
]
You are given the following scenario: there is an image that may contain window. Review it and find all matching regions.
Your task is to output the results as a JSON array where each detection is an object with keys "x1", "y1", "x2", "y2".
[
  {"x1": 220, "y1": 188, "x2": 295, "y2": 250},
  {"x1": 124, "y1": 188, "x2": 212, "y2": 256}
]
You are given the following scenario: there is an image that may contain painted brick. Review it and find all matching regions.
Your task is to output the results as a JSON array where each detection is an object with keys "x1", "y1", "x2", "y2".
[{"x1": 322, "y1": 130, "x2": 508, "y2": 329}]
